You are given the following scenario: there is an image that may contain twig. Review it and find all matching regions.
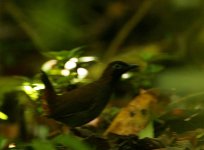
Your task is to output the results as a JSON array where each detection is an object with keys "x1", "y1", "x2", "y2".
[
  {"x1": 171, "y1": 91, "x2": 204, "y2": 105},
  {"x1": 105, "y1": 0, "x2": 156, "y2": 59}
]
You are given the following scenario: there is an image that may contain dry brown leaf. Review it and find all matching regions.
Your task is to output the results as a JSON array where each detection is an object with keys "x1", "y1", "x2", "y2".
[{"x1": 104, "y1": 89, "x2": 159, "y2": 136}]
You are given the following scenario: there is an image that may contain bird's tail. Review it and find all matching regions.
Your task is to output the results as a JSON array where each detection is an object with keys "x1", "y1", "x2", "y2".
[{"x1": 40, "y1": 71, "x2": 57, "y2": 110}]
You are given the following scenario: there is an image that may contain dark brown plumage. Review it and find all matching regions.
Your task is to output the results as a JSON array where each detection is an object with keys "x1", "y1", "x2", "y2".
[{"x1": 41, "y1": 61, "x2": 139, "y2": 127}]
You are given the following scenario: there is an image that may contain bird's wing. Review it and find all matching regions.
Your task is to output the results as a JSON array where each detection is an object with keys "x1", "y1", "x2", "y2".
[
  {"x1": 51, "y1": 81, "x2": 107, "y2": 117},
  {"x1": 51, "y1": 98, "x2": 97, "y2": 120}
]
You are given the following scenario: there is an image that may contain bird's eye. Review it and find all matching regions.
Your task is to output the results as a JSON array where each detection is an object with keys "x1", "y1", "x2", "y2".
[{"x1": 113, "y1": 64, "x2": 123, "y2": 69}]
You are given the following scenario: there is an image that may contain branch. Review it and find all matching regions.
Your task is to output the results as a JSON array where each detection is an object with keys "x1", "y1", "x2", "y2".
[{"x1": 105, "y1": 0, "x2": 156, "y2": 59}]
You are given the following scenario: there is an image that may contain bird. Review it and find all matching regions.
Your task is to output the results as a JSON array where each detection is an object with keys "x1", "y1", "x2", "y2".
[{"x1": 41, "y1": 61, "x2": 139, "y2": 127}]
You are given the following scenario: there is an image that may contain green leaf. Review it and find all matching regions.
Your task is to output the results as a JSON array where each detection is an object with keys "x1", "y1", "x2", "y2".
[
  {"x1": 44, "y1": 47, "x2": 84, "y2": 60},
  {"x1": 140, "y1": 51, "x2": 155, "y2": 61},
  {"x1": 148, "y1": 64, "x2": 164, "y2": 73},
  {"x1": 138, "y1": 121, "x2": 154, "y2": 139},
  {"x1": 32, "y1": 139, "x2": 55, "y2": 150},
  {"x1": 52, "y1": 134, "x2": 91, "y2": 150},
  {"x1": 0, "y1": 136, "x2": 7, "y2": 149},
  {"x1": 0, "y1": 77, "x2": 25, "y2": 105}
]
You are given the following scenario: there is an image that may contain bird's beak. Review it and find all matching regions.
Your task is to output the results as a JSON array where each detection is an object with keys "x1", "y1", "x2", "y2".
[{"x1": 127, "y1": 64, "x2": 139, "y2": 71}]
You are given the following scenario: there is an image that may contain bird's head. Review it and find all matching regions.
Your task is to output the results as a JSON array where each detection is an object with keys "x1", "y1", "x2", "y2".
[{"x1": 101, "y1": 61, "x2": 139, "y2": 81}]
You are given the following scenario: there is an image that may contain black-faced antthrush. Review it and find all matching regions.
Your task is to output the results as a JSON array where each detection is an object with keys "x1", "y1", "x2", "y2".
[{"x1": 41, "y1": 61, "x2": 139, "y2": 127}]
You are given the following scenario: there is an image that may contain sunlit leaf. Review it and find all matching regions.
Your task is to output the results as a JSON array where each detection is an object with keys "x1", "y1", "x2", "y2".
[
  {"x1": 0, "y1": 112, "x2": 8, "y2": 120},
  {"x1": 138, "y1": 121, "x2": 154, "y2": 138}
]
